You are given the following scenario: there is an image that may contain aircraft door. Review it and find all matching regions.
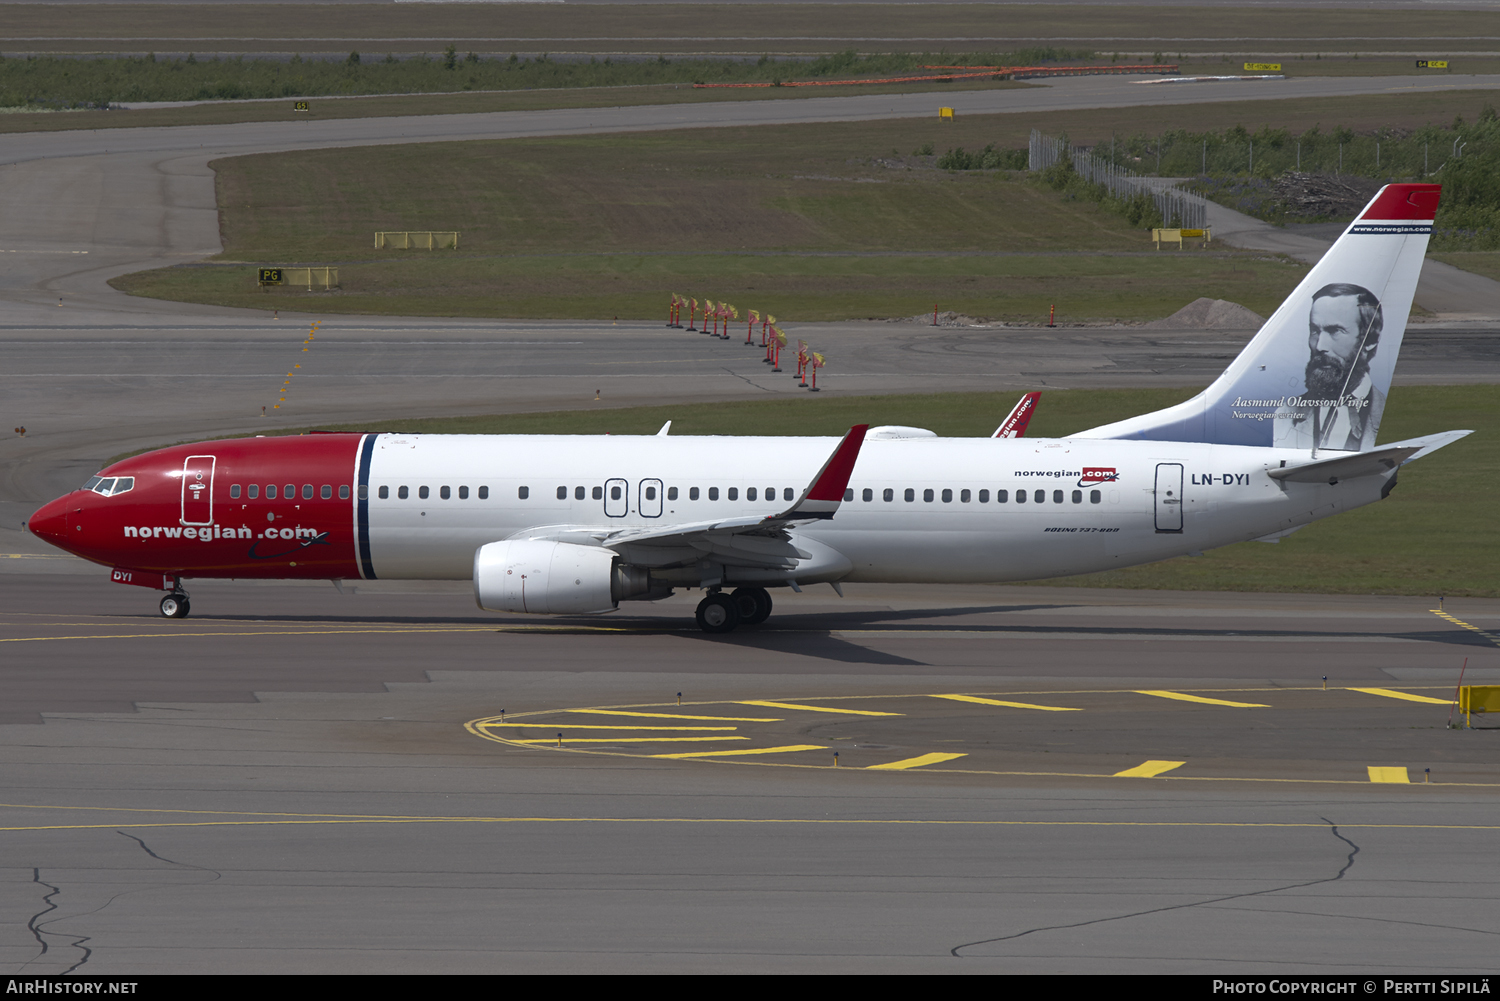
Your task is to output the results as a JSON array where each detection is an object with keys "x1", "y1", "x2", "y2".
[
  {"x1": 1154, "y1": 462, "x2": 1183, "y2": 533},
  {"x1": 181, "y1": 455, "x2": 216, "y2": 526},
  {"x1": 604, "y1": 477, "x2": 629, "y2": 518},
  {"x1": 639, "y1": 479, "x2": 663, "y2": 518}
]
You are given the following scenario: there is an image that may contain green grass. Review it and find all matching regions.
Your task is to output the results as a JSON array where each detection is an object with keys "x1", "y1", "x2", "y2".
[
  {"x1": 116, "y1": 251, "x2": 1305, "y2": 322},
  {"x1": 111, "y1": 120, "x2": 1311, "y2": 321},
  {"x1": 235, "y1": 384, "x2": 1494, "y2": 597},
  {"x1": 1432, "y1": 252, "x2": 1500, "y2": 282}
]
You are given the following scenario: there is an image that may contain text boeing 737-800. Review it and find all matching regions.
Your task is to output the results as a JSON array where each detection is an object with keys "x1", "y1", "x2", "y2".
[{"x1": 28, "y1": 183, "x2": 1470, "y2": 632}]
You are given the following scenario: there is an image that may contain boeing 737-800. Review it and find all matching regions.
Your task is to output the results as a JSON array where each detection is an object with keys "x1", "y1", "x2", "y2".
[{"x1": 27, "y1": 183, "x2": 1469, "y2": 632}]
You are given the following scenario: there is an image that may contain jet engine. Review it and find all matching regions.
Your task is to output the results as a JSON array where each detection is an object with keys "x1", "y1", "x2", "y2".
[{"x1": 473, "y1": 540, "x2": 652, "y2": 614}]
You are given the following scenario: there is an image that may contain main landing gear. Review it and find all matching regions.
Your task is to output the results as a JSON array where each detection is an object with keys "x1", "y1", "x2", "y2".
[
  {"x1": 695, "y1": 587, "x2": 773, "y2": 634},
  {"x1": 159, "y1": 588, "x2": 191, "y2": 619}
]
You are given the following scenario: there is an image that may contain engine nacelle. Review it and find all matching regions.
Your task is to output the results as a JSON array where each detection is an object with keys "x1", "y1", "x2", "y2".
[{"x1": 473, "y1": 540, "x2": 648, "y2": 614}]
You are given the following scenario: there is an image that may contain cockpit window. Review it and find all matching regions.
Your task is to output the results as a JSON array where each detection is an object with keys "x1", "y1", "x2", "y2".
[{"x1": 85, "y1": 476, "x2": 133, "y2": 497}]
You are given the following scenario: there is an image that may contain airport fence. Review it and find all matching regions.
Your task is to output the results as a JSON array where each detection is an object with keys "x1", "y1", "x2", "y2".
[{"x1": 1028, "y1": 129, "x2": 1208, "y2": 230}]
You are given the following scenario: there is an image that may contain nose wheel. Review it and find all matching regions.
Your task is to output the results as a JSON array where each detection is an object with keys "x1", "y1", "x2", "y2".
[{"x1": 159, "y1": 592, "x2": 191, "y2": 619}]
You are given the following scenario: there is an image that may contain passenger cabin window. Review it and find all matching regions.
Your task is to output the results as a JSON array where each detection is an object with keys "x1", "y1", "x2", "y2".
[
  {"x1": 518, "y1": 486, "x2": 529, "y2": 499},
  {"x1": 668, "y1": 487, "x2": 678, "y2": 501},
  {"x1": 398, "y1": 486, "x2": 409, "y2": 500},
  {"x1": 904, "y1": 488, "x2": 915, "y2": 502},
  {"x1": 303, "y1": 484, "x2": 314, "y2": 500},
  {"x1": 1090, "y1": 490, "x2": 1102, "y2": 504},
  {"x1": 645, "y1": 485, "x2": 657, "y2": 501},
  {"x1": 996, "y1": 489, "x2": 1008, "y2": 503},
  {"x1": 459, "y1": 486, "x2": 469, "y2": 499},
  {"x1": 284, "y1": 483, "x2": 295, "y2": 500},
  {"x1": 765, "y1": 487, "x2": 775, "y2": 500},
  {"x1": 248, "y1": 484, "x2": 259, "y2": 499},
  {"x1": 689, "y1": 487, "x2": 699, "y2": 501},
  {"x1": 557, "y1": 486, "x2": 567, "y2": 500},
  {"x1": 727, "y1": 488, "x2": 738, "y2": 501},
  {"x1": 478, "y1": 486, "x2": 489, "y2": 499},
  {"x1": 575, "y1": 486, "x2": 585, "y2": 500},
  {"x1": 863, "y1": 488, "x2": 873, "y2": 502},
  {"x1": 379, "y1": 486, "x2": 389, "y2": 499},
  {"x1": 440, "y1": 486, "x2": 451, "y2": 500},
  {"x1": 708, "y1": 488, "x2": 719, "y2": 501},
  {"x1": 1016, "y1": 489, "x2": 1027, "y2": 504},
  {"x1": 1034, "y1": 489, "x2": 1045, "y2": 503},
  {"x1": 924, "y1": 489, "x2": 935, "y2": 503},
  {"x1": 1053, "y1": 490, "x2": 1063, "y2": 504},
  {"x1": 941, "y1": 489, "x2": 953, "y2": 503},
  {"x1": 419, "y1": 486, "x2": 429, "y2": 500},
  {"x1": 356, "y1": 485, "x2": 365, "y2": 500},
  {"x1": 610, "y1": 485, "x2": 622, "y2": 501},
  {"x1": 883, "y1": 488, "x2": 894, "y2": 502},
  {"x1": 844, "y1": 488, "x2": 853, "y2": 502},
  {"x1": 960, "y1": 489, "x2": 970, "y2": 503},
  {"x1": 978, "y1": 489, "x2": 989, "y2": 502},
  {"x1": 592, "y1": 486, "x2": 603, "y2": 500},
  {"x1": 747, "y1": 488, "x2": 757, "y2": 502},
  {"x1": 784, "y1": 488, "x2": 794, "y2": 501},
  {"x1": 267, "y1": 485, "x2": 278, "y2": 500},
  {"x1": 322, "y1": 485, "x2": 333, "y2": 499},
  {"x1": 230, "y1": 484, "x2": 241, "y2": 499},
  {"x1": 1072, "y1": 490, "x2": 1083, "y2": 504}
]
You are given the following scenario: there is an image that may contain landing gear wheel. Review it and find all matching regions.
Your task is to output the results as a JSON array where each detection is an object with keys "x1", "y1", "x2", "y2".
[
  {"x1": 730, "y1": 587, "x2": 772, "y2": 625},
  {"x1": 695, "y1": 593, "x2": 741, "y2": 634},
  {"x1": 159, "y1": 594, "x2": 190, "y2": 619}
]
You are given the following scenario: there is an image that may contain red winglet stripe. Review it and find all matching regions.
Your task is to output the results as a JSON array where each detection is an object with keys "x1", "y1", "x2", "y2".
[
  {"x1": 805, "y1": 425, "x2": 869, "y2": 501},
  {"x1": 1358, "y1": 183, "x2": 1441, "y2": 221},
  {"x1": 995, "y1": 392, "x2": 1039, "y2": 438}
]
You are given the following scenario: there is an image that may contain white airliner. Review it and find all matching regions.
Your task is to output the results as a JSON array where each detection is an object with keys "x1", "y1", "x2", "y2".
[{"x1": 29, "y1": 183, "x2": 1467, "y2": 631}]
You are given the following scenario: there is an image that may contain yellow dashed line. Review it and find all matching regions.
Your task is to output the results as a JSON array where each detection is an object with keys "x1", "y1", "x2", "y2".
[
  {"x1": 564, "y1": 710, "x2": 781, "y2": 722},
  {"x1": 1349, "y1": 687, "x2": 1452, "y2": 706},
  {"x1": 1368, "y1": 767, "x2": 1411, "y2": 784},
  {"x1": 482, "y1": 724, "x2": 739, "y2": 731},
  {"x1": 1114, "y1": 760, "x2": 1187, "y2": 778},
  {"x1": 867, "y1": 752, "x2": 968, "y2": 771},
  {"x1": 1136, "y1": 690, "x2": 1269, "y2": 708},
  {"x1": 1430, "y1": 609, "x2": 1500, "y2": 648},
  {"x1": 650, "y1": 744, "x2": 827, "y2": 759},
  {"x1": 511, "y1": 736, "x2": 748, "y2": 745},
  {"x1": 737, "y1": 700, "x2": 902, "y2": 716},
  {"x1": 930, "y1": 694, "x2": 1081, "y2": 712}
]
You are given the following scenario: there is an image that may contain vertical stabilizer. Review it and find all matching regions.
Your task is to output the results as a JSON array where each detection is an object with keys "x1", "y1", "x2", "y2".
[{"x1": 1078, "y1": 183, "x2": 1440, "y2": 451}]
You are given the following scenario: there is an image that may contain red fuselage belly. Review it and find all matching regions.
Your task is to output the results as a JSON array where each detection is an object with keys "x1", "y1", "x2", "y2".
[{"x1": 30, "y1": 435, "x2": 365, "y2": 580}]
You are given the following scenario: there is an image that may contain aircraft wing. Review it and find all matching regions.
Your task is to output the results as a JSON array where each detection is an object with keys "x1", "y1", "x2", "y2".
[
  {"x1": 1269, "y1": 430, "x2": 1472, "y2": 484},
  {"x1": 509, "y1": 425, "x2": 869, "y2": 569},
  {"x1": 993, "y1": 392, "x2": 1040, "y2": 438}
]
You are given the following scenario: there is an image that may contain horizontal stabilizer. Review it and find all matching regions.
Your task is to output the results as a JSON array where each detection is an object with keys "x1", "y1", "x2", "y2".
[{"x1": 1269, "y1": 430, "x2": 1471, "y2": 483}]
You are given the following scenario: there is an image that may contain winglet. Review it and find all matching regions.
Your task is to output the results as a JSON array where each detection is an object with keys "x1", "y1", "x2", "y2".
[
  {"x1": 993, "y1": 392, "x2": 1040, "y2": 438},
  {"x1": 769, "y1": 424, "x2": 868, "y2": 521}
]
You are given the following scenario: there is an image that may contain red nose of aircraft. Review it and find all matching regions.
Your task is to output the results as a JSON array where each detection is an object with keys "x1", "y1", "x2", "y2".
[{"x1": 28, "y1": 494, "x2": 75, "y2": 551}]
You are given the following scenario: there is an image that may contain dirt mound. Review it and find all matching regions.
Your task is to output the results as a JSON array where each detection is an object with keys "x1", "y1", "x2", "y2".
[
  {"x1": 1272, "y1": 172, "x2": 1384, "y2": 221},
  {"x1": 1147, "y1": 297, "x2": 1265, "y2": 330}
]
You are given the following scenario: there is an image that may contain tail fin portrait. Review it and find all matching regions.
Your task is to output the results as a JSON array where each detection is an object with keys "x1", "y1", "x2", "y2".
[{"x1": 1079, "y1": 183, "x2": 1441, "y2": 451}]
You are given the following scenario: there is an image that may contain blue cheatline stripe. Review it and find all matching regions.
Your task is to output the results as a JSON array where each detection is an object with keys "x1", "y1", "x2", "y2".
[{"x1": 356, "y1": 433, "x2": 378, "y2": 580}]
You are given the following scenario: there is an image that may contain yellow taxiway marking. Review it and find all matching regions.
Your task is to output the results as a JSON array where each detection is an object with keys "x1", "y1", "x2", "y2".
[
  {"x1": 738, "y1": 700, "x2": 902, "y2": 716},
  {"x1": 510, "y1": 736, "x2": 746, "y2": 744},
  {"x1": 1136, "y1": 690, "x2": 1269, "y2": 708},
  {"x1": 1114, "y1": 760, "x2": 1188, "y2": 778},
  {"x1": 1349, "y1": 687, "x2": 1452, "y2": 705},
  {"x1": 3, "y1": 802, "x2": 1500, "y2": 833},
  {"x1": 867, "y1": 752, "x2": 968, "y2": 771},
  {"x1": 564, "y1": 710, "x2": 781, "y2": 722},
  {"x1": 650, "y1": 744, "x2": 826, "y2": 759},
  {"x1": 1368, "y1": 767, "x2": 1411, "y2": 784},
  {"x1": 482, "y1": 723, "x2": 738, "y2": 731},
  {"x1": 931, "y1": 694, "x2": 1081, "y2": 712},
  {"x1": 1430, "y1": 609, "x2": 1500, "y2": 648}
]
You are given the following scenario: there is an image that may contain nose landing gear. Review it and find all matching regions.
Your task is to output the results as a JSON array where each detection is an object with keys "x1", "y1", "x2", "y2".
[{"x1": 159, "y1": 589, "x2": 191, "y2": 619}]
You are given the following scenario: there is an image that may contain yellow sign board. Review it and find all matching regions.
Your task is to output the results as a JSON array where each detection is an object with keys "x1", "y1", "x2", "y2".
[
  {"x1": 1459, "y1": 686, "x2": 1500, "y2": 713},
  {"x1": 938, "y1": 107, "x2": 954, "y2": 120},
  {"x1": 1416, "y1": 60, "x2": 1449, "y2": 69},
  {"x1": 292, "y1": 100, "x2": 310, "y2": 112},
  {"x1": 1244, "y1": 63, "x2": 1282, "y2": 72},
  {"x1": 257, "y1": 268, "x2": 283, "y2": 286}
]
